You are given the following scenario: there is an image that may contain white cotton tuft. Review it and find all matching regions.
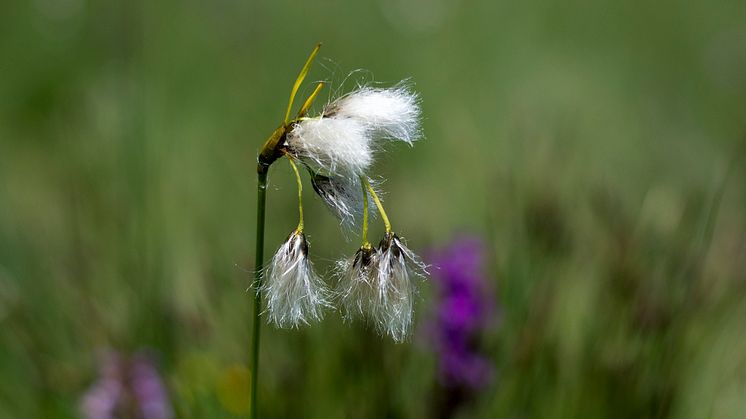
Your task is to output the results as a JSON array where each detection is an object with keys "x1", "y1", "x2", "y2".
[
  {"x1": 284, "y1": 83, "x2": 422, "y2": 178},
  {"x1": 263, "y1": 231, "x2": 332, "y2": 328},
  {"x1": 286, "y1": 117, "x2": 373, "y2": 176},
  {"x1": 326, "y1": 85, "x2": 421, "y2": 145},
  {"x1": 336, "y1": 233, "x2": 427, "y2": 343},
  {"x1": 335, "y1": 246, "x2": 379, "y2": 320},
  {"x1": 310, "y1": 173, "x2": 379, "y2": 231},
  {"x1": 372, "y1": 232, "x2": 427, "y2": 342}
]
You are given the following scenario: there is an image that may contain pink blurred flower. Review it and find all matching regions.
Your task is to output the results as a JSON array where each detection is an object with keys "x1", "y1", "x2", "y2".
[{"x1": 80, "y1": 350, "x2": 173, "y2": 419}]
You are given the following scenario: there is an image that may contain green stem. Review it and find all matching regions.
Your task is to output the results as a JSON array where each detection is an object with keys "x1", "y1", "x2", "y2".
[
  {"x1": 364, "y1": 178, "x2": 392, "y2": 233},
  {"x1": 287, "y1": 157, "x2": 304, "y2": 232},
  {"x1": 250, "y1": 164, "x2": 268, "y2": 419},
  {"x1": 251, "y1": 43, "x2": 321, "y2": 419},
  {"x1": 360, "y1": 177, "x2": 370, "y2": 247}
]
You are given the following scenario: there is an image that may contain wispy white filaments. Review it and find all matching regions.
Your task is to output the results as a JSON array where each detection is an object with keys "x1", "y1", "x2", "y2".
[
  {"x1": 372, "y1": 233, "x2": 427, "y2": 342},
  {"x1": 287, "y1": 117, "x2": 372, "y2": 176},
  {"x1": 285, "y1": 84, "x2": 421, "y2": 178},
  {"x1": 263, "y1": 231, "x2": 331, "y2": 328},
  {"x1": 325, "y1": 85, "x2": 421, "y2": 144},
  {"x1": 336, "y1": 233, "x2": 426, "y2": 342},
  {"x1": 310, "y1": 173, "x2": 381, "y2": 230},
  {"x1": 336, "y1": 246, "x2": 378, "y2": 319}
]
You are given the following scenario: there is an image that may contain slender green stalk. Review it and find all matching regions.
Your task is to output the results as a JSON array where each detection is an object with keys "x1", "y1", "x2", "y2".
[
  {"x1": 250, "y1": 165, "x2": 268, "y2": 419},
  {"x1": 251, "y1": 43, "x2": 322, "y2": 419},
  {"x1": 360, "y1": 177, "x2": 371, "y2": 247},
  {"x1": 364, "y1": 178, "x2": 392, "y2": 233},
  {"x1": 287, "y1": 157, "x2": 304, "y2": 232}
]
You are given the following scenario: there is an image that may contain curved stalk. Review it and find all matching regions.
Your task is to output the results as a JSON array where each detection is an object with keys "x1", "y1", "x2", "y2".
[
  {"x1": 287, "y1": 157, "x2": 304, "y2": 232},
  {"x1": 360, "y1": 177, "x2": 371, "y2": 248},
  {"x1": 364, "y1": 178, "x2": 392, "y2": 233}
]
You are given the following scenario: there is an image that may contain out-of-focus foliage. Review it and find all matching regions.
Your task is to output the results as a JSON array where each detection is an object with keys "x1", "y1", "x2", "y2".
[{"x1": 1, "y1": 0, "x2": 745, "y2": 418}]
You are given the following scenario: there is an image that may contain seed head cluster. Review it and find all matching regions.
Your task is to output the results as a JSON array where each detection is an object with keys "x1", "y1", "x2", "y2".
[
  {"x1": 260, "y1": 65, "x2": 426, "y2": 341},
  {"x1": 337, "y1": 233, "x2": 426, "y2": 342}
]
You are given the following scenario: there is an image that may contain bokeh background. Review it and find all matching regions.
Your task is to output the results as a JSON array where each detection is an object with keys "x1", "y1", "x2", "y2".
[{"x1": 1, "y1": 0, "x2": 745, "y2": 418}]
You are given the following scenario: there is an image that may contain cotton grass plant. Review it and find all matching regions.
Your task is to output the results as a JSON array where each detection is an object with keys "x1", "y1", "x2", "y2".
[{"x1": 249, "y1": 44, "x2": 426, "y2": 417}]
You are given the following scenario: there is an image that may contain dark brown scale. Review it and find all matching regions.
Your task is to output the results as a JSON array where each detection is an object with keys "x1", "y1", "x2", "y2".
[
  {"x1": 283, "y1": 232, "x2": 308, "y2": 256},
  {"x1": 283, "y1": 232, "x2": 296, "y2": 255},
  {"x1": 378, "y1": 232, "x2": 403, "y2": 268},
  {"x1": 390, "y1": 239, "x2": 402, "y2": 259},
  {"x1": 323, "y1": 104, "x2": 339, "y2": 118},
  {"x1": 354, "y1": 246, "x2": 375, "y2": 268},
  {"x1": 378, "y1": 232, "x2": 394, "y2": 252},
  {"x1": 310, "y1": 173, "x2": 339, "y2": 201},
  {"x1": 298, "y1": 233, "x2": 309, "y2": 256}
]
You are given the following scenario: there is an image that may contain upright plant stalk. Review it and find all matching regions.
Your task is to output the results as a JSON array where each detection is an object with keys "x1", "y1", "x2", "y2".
[
  {"x1": 250, "y1": 165, "x2": 268, "y2": 419},
  {"x1": 250, "y1": 43, "x2": 322, "y2": 419}
]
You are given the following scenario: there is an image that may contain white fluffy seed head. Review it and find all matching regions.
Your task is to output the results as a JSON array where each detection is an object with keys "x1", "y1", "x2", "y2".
[
  {"x1": 325, "y1": 85, "x2": 421, "y2": 145},
  {"x1": 263, "y1": 231, "x2": 332, "y2": 328},
  {"x1": 372, "y1": 232, "x2": 427, "y2": 342},
  {"x1": 335, "y1": 246, "x2": 379, "y2": 320},
  {"x1": 284, "y1": 83, "x2": 422, "y2": 178},
  {"x1": 336, "y1": 233, "x2": 427, "y2": 342},
  {"x1": 286, "y1": 117, "x2": 373, "y2": 176},
  {"x1": 310, "y1": 173, "x2": 379, "y2": 231}
]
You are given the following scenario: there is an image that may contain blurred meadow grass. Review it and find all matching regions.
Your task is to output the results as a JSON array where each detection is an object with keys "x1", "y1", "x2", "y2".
[{"x1": 1, "y1": 0, "x2": 745, "y2": 418}]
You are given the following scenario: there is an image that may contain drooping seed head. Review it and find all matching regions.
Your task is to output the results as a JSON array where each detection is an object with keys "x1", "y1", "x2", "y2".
[
  {"x1": 372, "y1": 232, "x2": 427, "y2": 342},
  {"x1": 336, "y1": 245, "x2": 379, "y2": 320},
  {"x1": 310, "y1": 173, "x2": 379, "y2": 231},
  {"x1": 263, "y1": 230, "x2": 332, "y2": 328}
]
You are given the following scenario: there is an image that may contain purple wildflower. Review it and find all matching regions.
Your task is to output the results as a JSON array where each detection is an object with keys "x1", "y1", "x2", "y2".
[
  {"x1": 427, "y1": 236, "x2": 497, "y2": 389},
  {"x1": 80, "y1": 352, "x2": 124, "y2": 419},
  {"x1": 81, "y1": 350, "x2": 173, "y2": 419},
  {"x1": 130, "y1": 353, "x2": 173, "y2": 419}
]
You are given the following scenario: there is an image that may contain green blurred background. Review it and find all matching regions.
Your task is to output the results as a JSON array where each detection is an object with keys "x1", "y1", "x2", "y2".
[{"x1": 1, "y1": 0, "x2": 745, "y2": 417}]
